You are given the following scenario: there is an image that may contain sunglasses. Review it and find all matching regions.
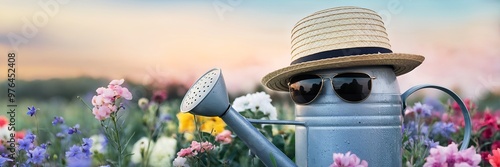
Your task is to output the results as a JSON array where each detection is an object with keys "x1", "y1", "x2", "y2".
[{"x1": 288, "y1": 73, "x2": 376, "y2": 104}]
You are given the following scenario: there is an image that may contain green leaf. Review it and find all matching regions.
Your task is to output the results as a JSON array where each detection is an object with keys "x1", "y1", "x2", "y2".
[
  {"x1": 272, "y1": 135, "x2": 285, "y2": 152},
  {"x1": 270, "y1": 153, "x2": 278, "y2": 167},
  {"x1": 122, "y1": 132, "x2": 136, "y2": 154},
  {"x1": 284, "y1": 133, "x2": 295, "y2": 159},
  {"x1": 263, "y1": 125, "x2": 273, "y2": 138}
]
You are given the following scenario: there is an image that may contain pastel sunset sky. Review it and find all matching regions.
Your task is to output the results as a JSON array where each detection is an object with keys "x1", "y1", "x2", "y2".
[{"x1": 1, "y1": 0, "x2": 499, "y2": 97}]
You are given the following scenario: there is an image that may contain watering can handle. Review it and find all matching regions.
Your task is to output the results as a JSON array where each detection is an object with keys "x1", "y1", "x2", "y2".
[{"x1": 401, "y1": 84, "x2": 472, "y2": 151}]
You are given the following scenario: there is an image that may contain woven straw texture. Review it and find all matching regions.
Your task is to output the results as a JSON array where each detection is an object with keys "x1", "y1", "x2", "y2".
[{"x1": 262, "y1": 6, "x2": 424, "y2": 91}]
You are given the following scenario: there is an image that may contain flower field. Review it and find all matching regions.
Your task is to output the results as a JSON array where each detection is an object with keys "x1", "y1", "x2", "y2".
[{"x1": 0, "y1": 79, "x2": 499, "y2": 167}]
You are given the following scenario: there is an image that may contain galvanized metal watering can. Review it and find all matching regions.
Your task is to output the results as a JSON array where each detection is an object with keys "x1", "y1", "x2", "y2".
[
  {"x1": 180, "y1": 6, "x2": 472, "y2": 167},
  {"x1": 180, "y1": 68, "x2": 472, "y2": 167}
]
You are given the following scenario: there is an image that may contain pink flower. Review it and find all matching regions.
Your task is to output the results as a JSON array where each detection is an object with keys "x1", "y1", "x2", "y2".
[
  {"x1": 109, "y1": 79, "x2": 124, "y2": 86},
  {"x1": 92, "y1": 106, "x2": 110, "y2": 120},
  {"x1": 120, "y1": 87, "x2": 133, "y2": 100},
  {"x1": 215, "y1": 130, "x2": 233, "y2": 144},
  {"x1": 90, "y1": 79, "x2": 133, "y2": 120},
  {"x1": 456, "y1": 147, "x2": 481, "y2": 166},
  {"x1": 107, "y1": 79, "x2": 132, "y2": 100},
  {"x1": 91, "y1": 95, "x2": 102, "y2": 106},
  {"x1": 200, "y1": 141, "x2": 214, "y2": 152},
  {"x1": 190, "y1": 141, "x2": 201, "y2": 152},
  {"x1": 330, "y1": 151, "x2": 368, "y2": 167},
  {"x1": 96, "y1": 87, "x2": 106, "y2": 94},
  {"x1": 424, "y1": 142, "x2": 480, "y2": 167},
  {"x1": 189, "y1": 141, "x2": 214, "y2": 153},
  {"x1": 177, "y1": 148, "x2": 194, "y2": 157}
]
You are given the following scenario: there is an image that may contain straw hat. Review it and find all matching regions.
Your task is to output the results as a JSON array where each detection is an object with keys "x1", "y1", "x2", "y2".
[{"x1": 262, "y1": 6, "x2": 424, "y2": 91}]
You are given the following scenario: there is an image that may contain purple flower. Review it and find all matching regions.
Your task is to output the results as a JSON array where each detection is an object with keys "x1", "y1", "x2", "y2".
[
  {"x1": 40, "y1": 142, "x2": 50, "y2": 149},
  {"x1": 27, "y1": 106, "x2": 37, "y2": 116},
  {"x1": 423, "y1": 97, "x2": 445, "y2": 112},
  {"x1": 160, "y1": 113, "x2": 172, "y2": 122},
  {"x1": 82, "y1": 138, "x2": 92, "y2": 150},
  {"x1": 423, "y1": 138, "x2": 439, "y2": 148},
  {"x1": 56, "y1": 132, "x2": 65, "y2": 138},
  {"x1": 412, "y1": 102, "x2": 433, "y2": 117},
  {"x1": 0, "y1": 156, "x2": 13, "y2": 165},
  {"x1": 432, "y1": 122, "x2": 456, "y2": 139},
  {"x1": 18, "y1": 138, "x2": 33, "y2": 151},
  {"x1": 26, "y1": 147, "x2": 47, "y2": 164},
  {"x1": 65, "y1": 145, "x2": 83, "y2": 159},
  {"x1": 67, "y1": 158, "x2": 91, "y2": 167},
  {"x1": 68, "y1": 124, "x2": 80, "y2": 135},
  {"x1": 52, "y1": 116, "x2": 65, "y2": 125},
  {"x1": 66, "y1": 139, "x2": 94, "y2": 161},
  {"x1": 81, "y1": 138, "x2": 93, "y2": 157},
  {"x1": 403, "y1": 121, "x2": 418, "y2": 137},
  {"x1": 25, "y1": 132, "x2": 36, "y2": 143}
]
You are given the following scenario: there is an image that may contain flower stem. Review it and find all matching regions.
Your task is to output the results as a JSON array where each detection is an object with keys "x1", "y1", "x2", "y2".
[
  {"x1": 143, "y1": 114, "x2": 158, "y2": 167},
  {"x1": 111, "y1": 113, "x2": 123, "y2": 167},
  {"x1": 77, "y1": 96, "x2": 93, "y2": 112}
]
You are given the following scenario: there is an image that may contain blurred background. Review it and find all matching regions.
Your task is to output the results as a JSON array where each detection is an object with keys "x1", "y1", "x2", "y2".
[{"x1": 0, "y1": 0, "x2": 500, "y2": 125}]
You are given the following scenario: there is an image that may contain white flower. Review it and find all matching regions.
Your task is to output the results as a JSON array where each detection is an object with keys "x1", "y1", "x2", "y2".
[
  {"x1": 232, "y1": 92, "x2": 277, "y2": 120},
  {"x1": 258, "y1": 102, "x2": 277, "y2": 120},
  {"x1": 173, "y1": 157, "x2": 190, "y2": 167},
  {"x1": 0, "y1": 126, "x2": 11, "y2": 141},
  {"x1": 89, "y1": 134, "x2": 107, "y2": 153},
  {"x1": 131, "y1": 137, "x2": 154, "y2": 164},
  {"x1": 149, "y1": 136, "x2": 177, "y2": 167},
  {"x1": 138, "y1": 98, "x2": 149, "y2": 108}
]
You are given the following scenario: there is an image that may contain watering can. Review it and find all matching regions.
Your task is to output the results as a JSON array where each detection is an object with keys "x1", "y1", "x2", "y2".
[
  {"x1": 180, "y1": 68, "x2": 472, "y2": 167},
  {"x1": 180, "y1": 6, "x2": 472, "y2": 167}
]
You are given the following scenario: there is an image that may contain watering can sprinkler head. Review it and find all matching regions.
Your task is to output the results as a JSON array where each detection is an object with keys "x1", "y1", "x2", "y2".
[
  {"x1": 180, "y1": 68, "x2": 230, "y2": 117},
  {"x1": 180, "y1": 68, "x2": 297, "y2": 167}
]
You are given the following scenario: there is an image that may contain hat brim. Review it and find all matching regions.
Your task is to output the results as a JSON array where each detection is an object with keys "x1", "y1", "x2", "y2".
[{"x1": 262, "y1": 53, "x2": 424, "y2": 91}]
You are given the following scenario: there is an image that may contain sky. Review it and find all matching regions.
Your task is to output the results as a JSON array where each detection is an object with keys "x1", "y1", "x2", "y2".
[{"x1": 0, "y1": 0, "x2": 499, "y2": 98}]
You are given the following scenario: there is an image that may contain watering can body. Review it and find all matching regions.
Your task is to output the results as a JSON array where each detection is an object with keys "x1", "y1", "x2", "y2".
[
  {"x1": 180, "y1": 67, "x2": 471, "y2": 167},
  {"x1": 295, "y1": 66, "x2": 402, "y2": 167}
]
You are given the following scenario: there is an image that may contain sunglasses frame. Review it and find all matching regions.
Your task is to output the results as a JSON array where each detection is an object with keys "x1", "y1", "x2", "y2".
[{"x1": 288, "y1": 72, "x2": 376, "y2": 104}]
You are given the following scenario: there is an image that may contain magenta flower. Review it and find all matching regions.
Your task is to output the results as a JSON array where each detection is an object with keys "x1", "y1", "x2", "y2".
[
  {"x1": 152, "y1": 90, "x2": 168, "y2": 103},
  {"x1": 424, "y1": 142, "x2": 480, "y2": 167},
  {"x1": 330, "y1": 151, "x2": 368, "y2": 167}
]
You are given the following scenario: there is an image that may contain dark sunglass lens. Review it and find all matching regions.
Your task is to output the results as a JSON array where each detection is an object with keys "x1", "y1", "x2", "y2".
[
  {"x1": 289, "y1": 75, "x2": 323, "y2": 104},
  {"x1": 332, "y1": 73, "x2": 372, "y2": 102}
]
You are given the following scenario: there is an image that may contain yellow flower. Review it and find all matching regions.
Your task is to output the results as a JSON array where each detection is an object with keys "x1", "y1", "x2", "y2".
[
  {"x1": 199, "y1": 117, "x2": 226, "y2": 135},
  {"x1": 177, "y1": 112, "x2": 196, "y2": 133},
  {"x1": 176, "y1": 112, "x2": 226, "y2": 135},
  {"x1": 183, "y1": 133, "x2": 194, "y2": 141}
]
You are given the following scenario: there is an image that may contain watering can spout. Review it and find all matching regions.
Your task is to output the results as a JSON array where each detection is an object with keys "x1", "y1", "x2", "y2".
[
  {"x1": 180, "y1": 68, "x2": 296, "y2": 167},
  {"x1": 221, "y1": 106, "x2": 297, "y2": 167}
]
